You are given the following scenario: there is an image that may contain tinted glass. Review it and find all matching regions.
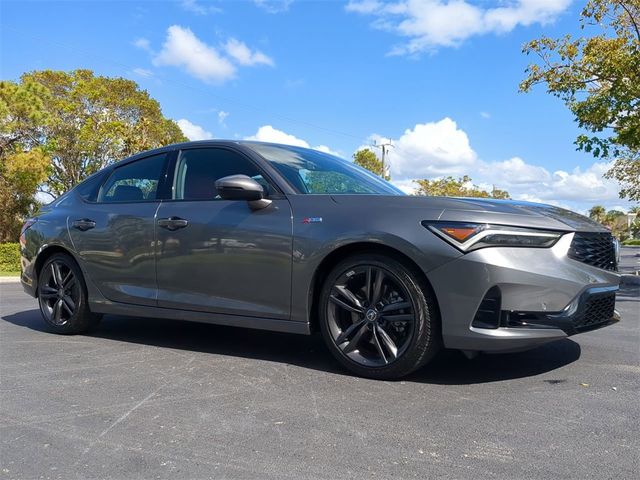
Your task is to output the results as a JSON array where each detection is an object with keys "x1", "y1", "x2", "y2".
[
  {"x1": 173, "y1": 148, "x2": 269, "y2": 201},
  {"x1": 244, "y1": 143, "x2": 403, "y2": 195},
  {"x1": 74, "y1": 171, "x2": 107, "y2": 202},
  {"x1": 98, "y1": 154, "x2": 167, "y2": 203}
]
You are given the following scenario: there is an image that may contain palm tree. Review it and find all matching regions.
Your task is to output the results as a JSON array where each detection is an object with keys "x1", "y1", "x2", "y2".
[{"x1": 588, "y1": 205, "x2": 606, "y2": 224}]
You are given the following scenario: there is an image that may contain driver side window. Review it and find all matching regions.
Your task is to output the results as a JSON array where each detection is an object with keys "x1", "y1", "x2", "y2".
[{"x1": 173, "y1": 148, "x2": 272, "y2": 201}]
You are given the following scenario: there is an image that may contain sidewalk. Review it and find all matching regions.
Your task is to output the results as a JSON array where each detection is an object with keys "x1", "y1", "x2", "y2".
[{"x1": 0, "y1": 276, "x2": 20, "y2": 283}]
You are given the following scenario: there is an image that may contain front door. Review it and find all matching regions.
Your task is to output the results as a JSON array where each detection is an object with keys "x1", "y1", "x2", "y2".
[
  {"x1": 68, "y1": 152, "x2": 169, "y2": 306},
  {"x1": 155, "y1": 147, "x2": 293, "y2": 319}
]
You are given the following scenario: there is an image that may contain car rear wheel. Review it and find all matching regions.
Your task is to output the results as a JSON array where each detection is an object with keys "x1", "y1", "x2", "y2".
[
  {"x1": 37, "y1": 253, "x2": 101, "y2": 334},
  {"x1": 319, "y1": 254, "x2": 440, "y2": 380}
]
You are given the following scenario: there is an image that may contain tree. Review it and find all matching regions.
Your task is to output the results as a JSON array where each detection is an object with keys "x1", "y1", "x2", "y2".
[
  {"x1": 520, "y1": 0, "x2": 640, "y2": 201},
  {"x1": 589, "y1": 205, "x2": 607, "y2": 223},
  {"x1": 413, "y1": 175, "x2": 511, "y2": 199},
  {"x1": 353, "y1": 148, "x2": 389, "y2": 180},
  {"x1": 603, "y1": 209, "x2": 629, "y2": 239},
  {"x1": 16, "y1": 70, "x2": 187, "y2": 197},
  {"x1": 0, "y1": 150, "x2": 50, "y2": 241},
  {"x1": 0, "y1": 80, "x2": 51, "y2": 241}
]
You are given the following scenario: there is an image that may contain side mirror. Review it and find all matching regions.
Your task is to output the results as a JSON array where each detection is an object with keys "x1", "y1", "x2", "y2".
[{"x1": 215, "y1": 174, "x2": 272, "y2": 210}]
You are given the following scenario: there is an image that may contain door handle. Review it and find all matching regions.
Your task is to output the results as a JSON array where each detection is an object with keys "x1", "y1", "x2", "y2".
[
  {"x1": 72, "y1": 219, "x2": 96, "y2": 231},
  {"x1": 157, "y1": 216, "x2": 189, "y2": 231}
]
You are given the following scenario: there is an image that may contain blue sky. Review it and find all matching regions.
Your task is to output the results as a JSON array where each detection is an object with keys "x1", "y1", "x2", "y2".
[{"x1": 1, "y1": 0, "x2": 633, "y2": 212}]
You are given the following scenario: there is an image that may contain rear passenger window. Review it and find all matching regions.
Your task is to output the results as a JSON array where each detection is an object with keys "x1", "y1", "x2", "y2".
[
  {"x1": 98, "y1": 154, "x2": 167, "y2": 203},
  {"x1": 75, "y1": 171, "x2": 107, "y2": 202},
  {"x1": 173, "y1": 148, "x2": 271, "y2": 201}
]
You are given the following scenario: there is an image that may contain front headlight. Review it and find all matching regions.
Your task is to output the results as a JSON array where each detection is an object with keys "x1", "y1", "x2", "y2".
[{"x1": 422, "y1": 221, "x2": 564, "y2": 252}]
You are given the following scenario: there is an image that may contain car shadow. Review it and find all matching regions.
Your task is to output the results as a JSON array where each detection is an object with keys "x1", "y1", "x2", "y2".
[{"x1": 2, "y1": 309, "x2": 581, "y2": 385}]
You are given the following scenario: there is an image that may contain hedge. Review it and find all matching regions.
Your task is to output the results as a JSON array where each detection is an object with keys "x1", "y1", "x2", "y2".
[
  {"x1": 623, "y1": 239, "x2": 640, "y2": 246},
  {"x1": 0, "y1": 242, "x2": 21, "y2": 272}
]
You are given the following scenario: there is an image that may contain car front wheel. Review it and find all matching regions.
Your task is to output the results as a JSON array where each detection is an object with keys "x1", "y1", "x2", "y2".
[
  {"x1": 319, "y1": 253, "x2": 440, "y2": 380},
  {"x1": 37, "y1": 253, "x2": 101, "y2": 334}
]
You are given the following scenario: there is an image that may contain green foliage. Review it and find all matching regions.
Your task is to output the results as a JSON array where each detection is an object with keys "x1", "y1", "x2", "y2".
[
  {"x1": 15, "y1": 69, "x2": 187, "y2": 197},
  {"x1": 604, "y1": 153, "x2": 640, "y2": 201},
  {"x1": 520, "y1": 0, "x2": 640, "y2": 200},
  {"x1": 588, "y1": 205, "x2": 606, "y2": 223},
  {"x1": 304, "y1": 171, "x2": 371, "y2": 194},
  {"x1": 0, "y1": 149, "x2": 50, "y2": 241},
  {"x1": 353, "y1": 148, "x2": 389, "y2": 180},
  {"x1": 589, "y1": 205, "x2": 640, "y2": 239},
  {"x1": 0, "y1": 81, "x2": 51, "y2": 241},
  {"x1": 0, "y1": 242, "x2": 20, "y2": 272},
  {"x1": 413, "y1": 175, "x2": 511, "y2": 199},
  {"x1": 623, "y1": 238, "x2": 640, "y2": 245},
  {"x1": 0, "y1": 80, "x2": 50, "y2": 156}
]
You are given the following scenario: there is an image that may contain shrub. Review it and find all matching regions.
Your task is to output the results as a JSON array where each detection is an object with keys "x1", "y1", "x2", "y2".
[
  {"x1": 622, "y1": 239, "x2": 640, "y2": 246},
  {"x1": 0, "y1": 242, "x2": 20, "y2": 272}
]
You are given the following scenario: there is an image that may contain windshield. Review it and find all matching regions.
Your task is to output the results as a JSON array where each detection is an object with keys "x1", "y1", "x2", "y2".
[{"x1": 244, "y1": 143, "x2": 404, "y2": 195}]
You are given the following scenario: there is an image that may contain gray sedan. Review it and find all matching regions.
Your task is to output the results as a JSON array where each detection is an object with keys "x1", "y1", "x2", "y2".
[{"x1": 19, "y1": 141, "x2": 621, "y2": 379}]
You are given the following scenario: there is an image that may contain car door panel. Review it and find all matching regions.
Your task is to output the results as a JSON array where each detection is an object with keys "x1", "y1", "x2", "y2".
[
  {"x1": 154, "y1": 146, "x2": 293, "y2": 320},
  {"x1": 155, "y1": 199, "x2": 293, "y2": 318},
  {"x1": 68, "y1": 202, "x2": 161, "y2": 306},
  {"x1": 67, "y1": 152, "x2": 169, "y2": 306}
]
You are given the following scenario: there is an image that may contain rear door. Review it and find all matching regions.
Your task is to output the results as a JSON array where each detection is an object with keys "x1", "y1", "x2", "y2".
[
  {"x1": 155, "y1": 146, "x2": 293, "y2": 319},
  {"x1": 68, "y1": 152, "x2": 170, "y2": 306}
]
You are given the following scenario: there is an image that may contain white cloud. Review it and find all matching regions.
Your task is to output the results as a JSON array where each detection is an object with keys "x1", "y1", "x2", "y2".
[
  {"x1": 177, "y1": 119, "x2": 214, "y2": 141},
  {"x1": 218, "y1": 110, "x2": 229, "y2": 125},
  {"x1": 153, "y1": 26, "x2": 236, "y2": 84},
  {"x1": 133, "y1": 37, "x2": 152, "y2": 53},
  {"x1": 246, "y1": 125, "x2": 310, "y2": 147},
  {"x1": 362, "y1": 118, "x2": 628, "y2": 211},
  {"x1": 224, "y1": 38, "x2": 274, "y2": 66},
  {"x1": 149, "y1": 26, "x2": 275, "y2": 84},
  {"x1": 254, "y1": 0, "x2": 293, "y2": 13},
  {"x1": 478, "y1": 157, "x2": 551, "y2": 185},
  {"x1": 245, "y1": 125, "x2": 343, "y2": 156},
  {"x1": 240, "y1": 120, "x2": 627, "y2": 212},
  {"x1": 480, "y1": 111, "x2": 491, "y2": 119},
  {"x1": 376, "y1": 118, "x2": 477, "y2": 178},
  {"x1": 346, "y1": 0, "x2": 384, "y2": 14},
  {"x1": 346, "y1": 0, "x2": 571, "y2": 53},
  {"x1": 132, "y1": 68, "x2": 154, "y2": 78},
  {"x1": 314, "y1": 145, "x2": 343, "y2": 157},
  {"x1": 390, "y1": 178, "x2": 418, "y2": 194},
  {"x1": 180, "y1": 0, "x2": 222, "y2": 15}
]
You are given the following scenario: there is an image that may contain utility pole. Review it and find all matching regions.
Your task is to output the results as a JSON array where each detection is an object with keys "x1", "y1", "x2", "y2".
[{"x1": 373, "y1": 139, "x2": 393, "y2": 180}]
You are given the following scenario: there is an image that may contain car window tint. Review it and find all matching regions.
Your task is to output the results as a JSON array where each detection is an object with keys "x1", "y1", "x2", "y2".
[
  {"x1": 74, "y1": 171, "x2": 107, "y2": 202},
  {"x1": 173, "y1": 148, "x2": 269, "y2": 201},
  {"x1": 98, "y1": 154, "x2": 167, "y2": 203}
]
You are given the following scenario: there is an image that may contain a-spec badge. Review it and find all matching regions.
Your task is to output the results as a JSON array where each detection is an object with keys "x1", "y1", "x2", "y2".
[{"x1": 302, "y1": 217, "x2": 323, "y2": 224}]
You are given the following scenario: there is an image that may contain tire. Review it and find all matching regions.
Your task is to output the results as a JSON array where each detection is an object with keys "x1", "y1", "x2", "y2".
[
  {"x1": 37, "y1": 253, "x2": 101, "y2": 334},
  {"x1": 319, "y1": 253, "x2": 440, "y2": 380}
]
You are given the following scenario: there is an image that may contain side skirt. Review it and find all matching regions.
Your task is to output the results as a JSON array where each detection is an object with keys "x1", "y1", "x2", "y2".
[{"x1": 89, "y1": 300, "x2": 311, "y2": 335}]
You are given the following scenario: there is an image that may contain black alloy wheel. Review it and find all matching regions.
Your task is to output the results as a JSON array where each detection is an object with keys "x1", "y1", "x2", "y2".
[
  {"x1": 38, "y1": 253, "x2": 101, "y2": 334},
  {"x1": 319, "y1": 254, "x2": 440, "y2": 379}
]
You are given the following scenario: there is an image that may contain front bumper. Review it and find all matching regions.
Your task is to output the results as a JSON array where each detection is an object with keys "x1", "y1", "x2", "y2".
[{"x1": 427, "y1": 233, "x2": 621, "y2": 353}]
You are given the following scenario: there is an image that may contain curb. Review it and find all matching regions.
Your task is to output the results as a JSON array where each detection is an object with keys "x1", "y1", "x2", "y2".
[{"x1": 0, "y1": 276, "x2": 20, "y2": 283}]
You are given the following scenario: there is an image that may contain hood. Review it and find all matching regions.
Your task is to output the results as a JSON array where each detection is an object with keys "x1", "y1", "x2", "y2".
[{"x1": 329, "y1": 195, "x2": 608, "y2": 233}]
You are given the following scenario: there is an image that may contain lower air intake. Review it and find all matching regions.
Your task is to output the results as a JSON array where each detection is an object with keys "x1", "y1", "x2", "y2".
[{"x1": 472, "y1": 286, "x2": 501, "y2": 329}]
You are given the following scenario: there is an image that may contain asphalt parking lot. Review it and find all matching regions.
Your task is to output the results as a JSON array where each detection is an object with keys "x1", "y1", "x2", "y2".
[{"x1": 1, "y1": 251, "x2": 638, "y2": 479}]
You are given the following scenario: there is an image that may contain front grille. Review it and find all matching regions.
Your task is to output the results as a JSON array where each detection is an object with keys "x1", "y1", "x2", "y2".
[
  {"x1": 573, "y1": 293, "x2": 616, "y2": 331},
  {"x1": 568, "y1": 232, "x2": 617, "y2": 271}
]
